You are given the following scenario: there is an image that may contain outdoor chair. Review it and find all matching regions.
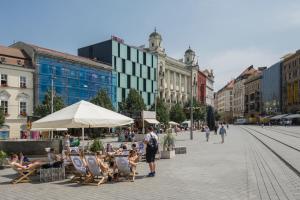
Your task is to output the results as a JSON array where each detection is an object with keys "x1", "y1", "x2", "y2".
[
  {"x1": 84, "y1": 154, "x2": 107, "y2": 186},
  {"x1": 70, "y1": 154, "x2": 87, "y2": 183},
  {"x1": 10, "y1": 164, "x2": 38, "y2": 184},
  {"x1": 115, "y1": 156, "x2": 136, "y2": 181}
]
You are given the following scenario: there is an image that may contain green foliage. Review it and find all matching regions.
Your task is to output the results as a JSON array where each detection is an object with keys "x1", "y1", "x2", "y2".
[
  {"x1": 206, "y1": 105, "x2": 215, "y2": 130},
  {"x1": 170, "y1": 103, "x2": 186, "y2": 123},
  {"x1": 156, "y1": 98, "x2": 169, "y2": 125},
  {"x1": 34, "y1": 90, "x2": 65, "y2": 118},
  {"x1": 184, "y1": 98, "x2": 206, "y2": 121},
  {"x1": 90, "y1": 89, "x2": 113, "y2": 110},
  {"x1": 0, "y1": 107, "x2": 5, "y2": 127},
  {"x1": 214, "y1": 110, "x2": 221, "y2": 121},
  {"x1": 89, "y1": 138, "x2": 104, "y2": 152},
  {"x1": 119, "y1": 89, "x2": 146, "y2": 117},
  {"x1": 0, "y1": 151, "x2": 7, "y2": 164},
  {"x1": 163, "y1": 133, "x2": 175, "y2": 151}
]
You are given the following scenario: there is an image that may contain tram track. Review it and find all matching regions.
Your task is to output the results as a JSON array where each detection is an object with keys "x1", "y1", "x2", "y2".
[
  {"x1": 240, "y1": 126, "x2": 300, "y2": 178},
  {"x1": 264, "y1": 127, "x2": 300, "y2": 138}
]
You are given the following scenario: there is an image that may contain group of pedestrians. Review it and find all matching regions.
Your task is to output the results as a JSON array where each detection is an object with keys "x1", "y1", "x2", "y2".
[{"x1": 204, "y1": 123, "x2": 228, "y2": 144}]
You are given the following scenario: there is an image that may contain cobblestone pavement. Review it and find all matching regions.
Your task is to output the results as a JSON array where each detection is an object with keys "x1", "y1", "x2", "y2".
[{"x1": 0, "y1": 126, "x2": 299, "y2": 200}]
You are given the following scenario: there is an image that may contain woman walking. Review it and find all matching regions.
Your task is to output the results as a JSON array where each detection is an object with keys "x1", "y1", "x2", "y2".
[{"x1": 204, "y1": 125, "x2": 210, "y2": 142}]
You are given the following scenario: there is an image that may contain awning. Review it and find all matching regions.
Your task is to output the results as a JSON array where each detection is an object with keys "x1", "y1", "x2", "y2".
[
  {"x1": 145, "y1": 118, "x2": 160, "y2": 124},
  {"x1": 270, "y1": 114, "x2": 288, "y2": 120},
  {"x1": 169, "y1": 121, "x2": 179, "y2": 126},
  {"x1": 30, "y1": 128, "x2": 68, "y2": 131},
  {"x1": 283, "y1": 114, "x2": 300, "y2": 119}
]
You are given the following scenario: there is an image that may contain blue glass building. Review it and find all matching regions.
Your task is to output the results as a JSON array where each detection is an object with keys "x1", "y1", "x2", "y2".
[
  {"x1": 261, "y1": 61, "x2": 282, "y2": 114},
  {"x1": 12, "y1": 42, "x2": 117, "y2": 108}
]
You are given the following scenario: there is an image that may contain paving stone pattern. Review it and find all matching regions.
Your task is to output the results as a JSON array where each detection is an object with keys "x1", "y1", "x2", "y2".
[{"x1": 0, "y1": 126, "x2": 299, "y2": 200}]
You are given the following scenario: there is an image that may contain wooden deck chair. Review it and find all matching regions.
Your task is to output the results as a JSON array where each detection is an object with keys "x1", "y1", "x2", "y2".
[
  {"x1": 10, "y1": 164, "x2": 37, "y2": 184},
  {"x1": 115, "y1": 156, "x2": 136, "y2": 181},
  {"x1": 84, "y1": 155, "x2": 107, "y2": 186},
  {"x1": 70, "y1": 155, "x2": 87, "y2": 183}
]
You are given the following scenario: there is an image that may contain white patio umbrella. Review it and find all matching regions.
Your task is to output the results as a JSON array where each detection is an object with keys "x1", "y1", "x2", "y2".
[
  {"x1": 32, "y1": 100, "x2": 134, "y2": 146},
  {"x1": 169, "y1": 121, "x2": 179, "y2": 126}
]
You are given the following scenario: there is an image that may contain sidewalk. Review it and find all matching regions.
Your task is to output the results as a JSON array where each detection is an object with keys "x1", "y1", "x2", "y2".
[{"x1": 0, "y1": 126, "x2": 298, "y2": 200}]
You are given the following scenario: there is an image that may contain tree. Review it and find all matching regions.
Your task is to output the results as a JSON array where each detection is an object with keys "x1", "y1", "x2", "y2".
[
  {"x1": 0, "y1": 107, "x2": 5, "y2": 127},
  {"x1": 214, "y1": 110, "x2": 221, "y2": 121},
  {"x1": 184, "y1": 98, "x2": 206, "y2": 121},
  {"x1": 34, "y1": 90, "x2": 65, "y2": 118},
  {"x1": 119, "y1": 89, "x2": 146, "y2": 117},
  {"x1": 155, "y1": 98, "x2": 169, "y2": 125},
  {"x1": 206, "y1": 105, "x2": 215, "y2": 130},
  {"x1": 90, "y1": 89, "x2": 113, "y2": 110},
  {"x1": 170, "y1": 103, "x2": 186, "y2": 123}
]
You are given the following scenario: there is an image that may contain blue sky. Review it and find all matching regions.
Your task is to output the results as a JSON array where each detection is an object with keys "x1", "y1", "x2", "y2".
[{"x1": 1, "y1": 0, "x2": 300, "y2": 90}]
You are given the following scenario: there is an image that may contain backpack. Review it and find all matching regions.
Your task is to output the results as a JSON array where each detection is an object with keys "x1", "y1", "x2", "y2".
[{"x1": 147, "y1": 133, "x2": 158, "y2": 151}]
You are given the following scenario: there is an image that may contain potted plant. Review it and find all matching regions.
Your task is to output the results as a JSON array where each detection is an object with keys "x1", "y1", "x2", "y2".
[
  {"x1": 160, "y1": 132, "x2": 175, "y2": 159},
  {"x1": 90, "y1": 138, "x2": 104, "y2": 153},
  {"x1": 0, "y1": 151, "x2": 7, "y2": 169}
]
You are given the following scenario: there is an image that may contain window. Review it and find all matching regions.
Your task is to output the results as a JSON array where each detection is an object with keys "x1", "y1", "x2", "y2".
[
  {"x1": 118, "y1": 73, "x2": 120, "y2": 87},
  {"x1": 127, "y1": 46, "x2": 131, "y2": 60},
  {"x1": 151, "y1": 80, "x2": 154, "y2": 93},
  {"x1": 114, "y1": 56, "x2": 117, "y2": 70},
  {"x1": 122, "y1": 59, "x2": 125, "y2": 73},
  {"x1": 118, "y1": 43, "x2": 120, "y2": 57},
  {"x1": 148, "y1": 93, "x2": 151, "y2": 105},
  {"x1": 0, "y1": 101, "x2": 8, "y2": 115},
  {"x1": 1, "y1": 74, "x2": 8, "y2": 86},
  {"x1": 147, "y1": 67, "x2": 151, "y2": 79},
  {"x1": 140, "y1": 64, "x2": 142, "y2": 77},
  {"x1": 132, "y1": 63, "x2": 136, "y2": 76},
  {"x1": 143, "y1": 79, "x2": 146, "y2": 92},
  {"x1": 152, "y1": 43, "x2": 154, "y2": 47},
  {"x1": 20, "y1": 101, "x2": 27, "y2": 115},
  {"x1": 154, "y1": 69, "x2": 156, "y2": 81},
  {"x1": 127, "y1": 75, "x2": 131, "y2": 88},
  {"x1": 143, "y1": 52, "x2": 146, "y2": 65},
  {"x1": 137, "y1": 50, "x2": 139, "y2": 63},
  {"x1": 151, "y1": 55, "x2": 154, "y2": 68},
  {"x1": 20, "y1": 76, "x2": 26, "y2": 88},
  {"x1": 137, "y1": 78, "x2": 139, "y2": 90},
  {"x1": 122, "y1": 88, "x2": 126, "y2": 101}
]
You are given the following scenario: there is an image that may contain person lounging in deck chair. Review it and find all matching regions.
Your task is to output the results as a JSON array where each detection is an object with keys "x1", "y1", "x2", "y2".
[{"x1": 9, "y1": 154, "x2": 45, "y2": 184}]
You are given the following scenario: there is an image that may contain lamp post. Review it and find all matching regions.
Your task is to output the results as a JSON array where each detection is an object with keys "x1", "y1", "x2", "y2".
[
  {"x1": 190, "y1": 70, "x2": 193, "y2": 140},
  {"x1": 50, "y1": 72, "x2": 54, "y2": 139}
]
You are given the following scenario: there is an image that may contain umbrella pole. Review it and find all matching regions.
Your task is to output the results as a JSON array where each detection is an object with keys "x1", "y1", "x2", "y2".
[{"x1": 82, "y1": 128, "x2": 84, "y2": 149}]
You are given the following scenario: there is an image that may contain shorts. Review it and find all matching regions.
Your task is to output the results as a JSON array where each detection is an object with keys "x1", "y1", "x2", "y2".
[{"x1": 146, "y1": 148, "x2": 157, "y2": 163}]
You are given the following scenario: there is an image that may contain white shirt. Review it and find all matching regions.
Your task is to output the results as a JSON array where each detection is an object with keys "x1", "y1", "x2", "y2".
[{"x1": 144, "y1": 131, "x2": 158, "y2": 142}]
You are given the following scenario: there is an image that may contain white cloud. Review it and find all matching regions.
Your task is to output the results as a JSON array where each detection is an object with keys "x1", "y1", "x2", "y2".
[{"x1": 202, "y1": 48, "x2": 281, "y2": 91}]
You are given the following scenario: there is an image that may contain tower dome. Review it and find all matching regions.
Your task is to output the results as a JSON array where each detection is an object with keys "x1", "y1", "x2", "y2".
[
  {"x1": 184, "y1": 46, "x2": 196, "y2": 65},
  {"x1": 149, "y1": 28, "x2": 163, "y2": 51}
]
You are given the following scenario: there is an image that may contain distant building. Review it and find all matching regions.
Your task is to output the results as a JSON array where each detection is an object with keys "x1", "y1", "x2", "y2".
[
  {"x1": 78, "y1": 36, "x2": 157, "y2": 110},
  {"x1": 261, "y1": 62, "x2": 282, "y2": 115},
  {"x1": 216, "y1": 80, "x2": 234, "y2": 123},
  {"x1": 233, "y1": 65, "x2": 257, "y2": 118},
  {"x1": 244, "y1": 68, "x2": 266, "y2": 120},
  {"x1": 282, "y1": 50, "x2": 300, "y2": 113},
  {"x1": 203, "y1": 69, "x2": 214, "y2": 106},
  {"x1": 12, "y1": 42, "x2": 116, "y2": 108},
  {"x1": 197, "y1": 70, "x2": 206, "y2": 104},
  {"x1": 0, "y1": 45, "x2": 34, "y2": 139},
  {"x1": 144, "y1": 30, "x2": 198, "y2": 107}
]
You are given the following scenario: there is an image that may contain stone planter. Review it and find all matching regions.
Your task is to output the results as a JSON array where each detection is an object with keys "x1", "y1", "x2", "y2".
[
  {"x1": 160, "y1": 150, "x2": 175, "y2": 159},
  {"x1": 174, "y1": 146, "x2": 187, "y2": 154}
]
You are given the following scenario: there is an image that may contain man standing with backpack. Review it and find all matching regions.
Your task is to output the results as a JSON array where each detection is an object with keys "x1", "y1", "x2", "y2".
[{"x1": 144, "y1": 126, "x2": 158, "y2": 177}]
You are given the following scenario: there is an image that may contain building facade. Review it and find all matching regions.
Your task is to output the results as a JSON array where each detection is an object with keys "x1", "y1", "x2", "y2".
[
  {"x1": 0, "y1": 46, "x2": 34, "y2": 139},
  {"x1": 233, "y1": 66, "x2": 257, "y2": 118},
  {"x1": 216, "y1": 80, "x2": 234, "y2": 122},
  {"x1": 261, "y1": 62, "x2": 282, "y2": 115},
  {"x1": 145, "y1": 30, "x2": 199, "y2": 107},
  {"x1": 78, "y1": 37, "x2": 157, "y2": 110},
  {"x1": 197, "y1": 70, "x2": 206, "y2": 104},
  {"x1": 244, "y1": 71, "x2": 263, "y2": 121},
  {"x1": 203, "y1": 69, "x2": 214, "y2": 106},
  {"x1": 282, "y1": 50, "x2": 300, "y2": 113},
  {"x1": 12, "y1": 42, "x2": 116, "y2": 108}
]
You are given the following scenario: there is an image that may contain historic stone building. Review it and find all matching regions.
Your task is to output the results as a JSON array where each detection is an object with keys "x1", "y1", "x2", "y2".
[
  {"x1": 203, "y1": 69, "x2": 214, "y2": 106},
  {"x1": 233, "y1": 65, "x2": 257, "y2": 118},
  {"x1": 145, "y1": 30, "x2": 199, "y2": 107},
  {"x1": 0, "y1": 45, "x2": 34, "y2": 139},
  {"x1": 244, "y1": 68, "x2": 266, "y2": 121},
  {"x1": 197, "y1": 70, "x2": 206, "y2": 104},
  {"x1": 216, "y1": 80, "x2": 234, "y2": 123}
]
